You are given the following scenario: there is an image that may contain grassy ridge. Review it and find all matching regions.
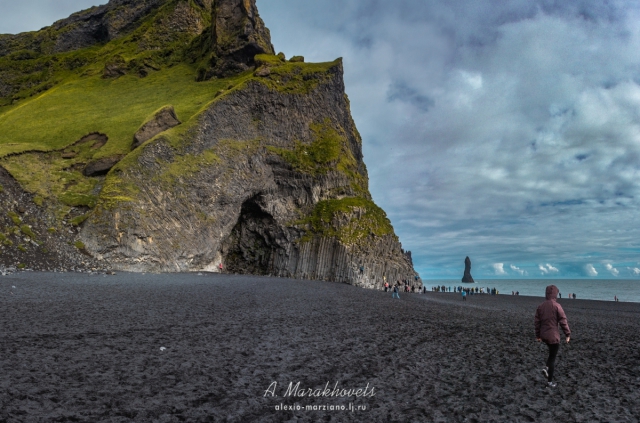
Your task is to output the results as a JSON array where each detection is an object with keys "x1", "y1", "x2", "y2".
[
  {"x1": 0, "y1": 0, "x2": 212, "y2": 106},
  {"x1": 0, "y1": 56, "x2": 338, "y2": 210},
  {"x1": 0, "y1": 63, "x2": 249, "y2": 210},
  {"x1": 0, "y1": 64, "x2": 242, "y2": 159}
]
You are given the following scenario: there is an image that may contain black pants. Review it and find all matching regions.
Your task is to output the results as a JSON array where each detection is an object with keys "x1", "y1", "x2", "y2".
[{"x1": 546, "y1": 343, "x2": 560, "y2": 381}]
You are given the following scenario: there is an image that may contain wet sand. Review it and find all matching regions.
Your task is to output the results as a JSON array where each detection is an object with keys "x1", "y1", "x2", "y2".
[{"x1": 1, "y1": 272, "x2": 639, "y2": 422}]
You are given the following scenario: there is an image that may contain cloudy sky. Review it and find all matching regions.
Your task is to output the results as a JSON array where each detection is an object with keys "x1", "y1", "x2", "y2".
[{"x1": 3, "y1": 0, "x2": 640, "y2": 280}]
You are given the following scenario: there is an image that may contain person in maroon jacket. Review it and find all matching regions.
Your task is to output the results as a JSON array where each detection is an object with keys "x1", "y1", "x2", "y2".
[{"x1": 535, "y1": 285, "x2": 571, "y2": 388}]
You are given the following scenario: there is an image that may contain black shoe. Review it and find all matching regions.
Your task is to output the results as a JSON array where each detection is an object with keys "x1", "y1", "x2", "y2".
[{"x1": 541, "y1": 367, "x2": 549, "y2": 379}]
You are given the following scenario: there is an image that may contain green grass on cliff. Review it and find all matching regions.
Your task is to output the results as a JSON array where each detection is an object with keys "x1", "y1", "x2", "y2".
[
  {"x1": 0, "y1": 64, "x2": 246, "y2": 159},
  {"x1": 267, "y1": 118, "x2": 367, "y2": 194},
  {"x1": 0, "y1": 6, "x2": 346, "y2": 221},
  {"x1": 268, "y1": 120, "x2": 341, "y2": 174},
  {"x1": 0, "y1": 0, "x2": 212, "y2": 106},
  {"x1": 0, "y1": 64, "x2": 251, "y2": 209},
  {"x1": 153, "y1": 148, "x2": 221, "y2": 189},
  {"x1": 297, "y1": 197, "x2": 396, "y2": 245},
  {"x1": 254, "y1": 54, "x2": 340, "y2": 94}
]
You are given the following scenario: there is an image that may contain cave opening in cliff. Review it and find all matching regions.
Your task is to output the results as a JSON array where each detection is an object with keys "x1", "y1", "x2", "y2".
[{"x1": 222, "y1": 195, "x2": 283, "y2": 275}]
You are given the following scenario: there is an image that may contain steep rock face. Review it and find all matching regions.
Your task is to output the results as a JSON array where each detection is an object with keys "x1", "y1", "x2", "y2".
[
  {"x1": 0, "y1": 167, "x2": 101, "y2": 271},
  {"x1": 0, "y1": 0, "x2": 167, "y2": 56},
  {"x1": 0, "y1": 0, "x2": 212, "y2": 105},
  {"x1": 79, "y1": 60, "x2": 418, "y2": 288},
  {"x1": 204, "y1": 0, "x2": 275, "y2": 78},
  {"x1": 0, "y1": 0, "x2": 211, "y2": 56},
  {"x1": 1, "y1": 0, "x2": 420, "y2": 288}
]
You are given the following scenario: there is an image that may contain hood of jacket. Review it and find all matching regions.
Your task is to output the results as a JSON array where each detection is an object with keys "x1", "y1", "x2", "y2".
[{"x1": 545, "y1": 285, "x2": 558, "y2": 300}]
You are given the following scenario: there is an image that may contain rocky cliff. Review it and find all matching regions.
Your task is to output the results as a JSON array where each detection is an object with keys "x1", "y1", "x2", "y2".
[{"x1": 0, "y1": 0, "x2": 419, "y2": 288}]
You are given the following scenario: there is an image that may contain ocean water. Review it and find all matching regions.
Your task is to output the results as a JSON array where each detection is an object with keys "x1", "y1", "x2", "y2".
[{"x1": 423, "y1": 279, "x2": 640, "y2": 303}]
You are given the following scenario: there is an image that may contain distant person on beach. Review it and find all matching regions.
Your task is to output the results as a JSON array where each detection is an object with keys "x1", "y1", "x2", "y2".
[
  {"x1": 535, "y1": 285, "x2": 571, "y2": 388},
  {"x1": 392, "y1": 284, "x2": 400, "y2": 299},
  {"x1": 573, "y1": 293, "x2": 576, "y2": 299},
  {"x1": 462, "y1": 290, "x2": 467, "y2": 301},
  {"x1": 558, "y1": 292, "x2": 561, "y2": 299}
]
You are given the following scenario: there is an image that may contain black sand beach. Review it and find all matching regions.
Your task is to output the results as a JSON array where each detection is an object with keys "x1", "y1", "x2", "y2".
[{"x1": 1, "y1": 273, "x2": 639, "y2": 422}]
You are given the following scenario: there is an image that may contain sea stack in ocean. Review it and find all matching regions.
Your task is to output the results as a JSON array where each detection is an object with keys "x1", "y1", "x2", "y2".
[{"x1": 462, "y1": 256, "x2": 475, "y2": 283}]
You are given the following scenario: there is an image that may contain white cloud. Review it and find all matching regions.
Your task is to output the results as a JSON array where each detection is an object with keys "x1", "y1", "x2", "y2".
[
  {"x1": 604, "y1": 263, "x2": 619, "y2": 276},
  {"x1": 538, "y1": 263, "x2": 559, "y2": 274},
  {"x1": 459, "y1": 70, "x2": 484, "y2": 90},
  {"x1": 510, "y1": 264, "x2": 526, "y2": 275},
  {"x1": 585, "y1": 264, "x2": 598, "y2": 276},
  {"x1": 630, "y1": 267, "x2": 640, "y2": 275},
  {"x1": 492, "y1": 263, "x2": 507, "y2": 275}
]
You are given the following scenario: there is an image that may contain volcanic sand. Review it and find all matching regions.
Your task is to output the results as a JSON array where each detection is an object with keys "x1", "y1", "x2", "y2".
[{"x1": 1, "y1": 273, "x2": 639, "y2": 422}]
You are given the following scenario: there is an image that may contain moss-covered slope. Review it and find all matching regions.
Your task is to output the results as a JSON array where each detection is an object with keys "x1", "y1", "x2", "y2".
[{"x1": 0, "y1": 0, "x2": 418, "y2": 287}]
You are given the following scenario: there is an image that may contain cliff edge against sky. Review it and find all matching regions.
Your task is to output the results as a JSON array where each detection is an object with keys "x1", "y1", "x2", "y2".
[{"x1": 0, "y1": 0, "x2": 418, "y2": 288}]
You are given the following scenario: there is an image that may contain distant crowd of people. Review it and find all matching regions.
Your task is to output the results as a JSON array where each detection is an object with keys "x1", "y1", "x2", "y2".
[
  {"x1": 383, "y1": 279, "x2": 418, "y2": 296},
  {"x1": 383, "y1": 284, "x2": 503, "y2": 300},
  {"x1": 428, "y1": 285, "x2": 500, "y2": 295},
  {"x1": 381, "y1": 281, "x2": 622, "y2": 303}
]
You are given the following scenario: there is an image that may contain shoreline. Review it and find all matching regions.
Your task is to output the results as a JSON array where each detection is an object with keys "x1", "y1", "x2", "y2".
[
  {"x1": 424, "y1": 278, "x2": 640, "y2": 303},
  {"x1": 4, "y1": 270, "x2": 640, "y2": 303},
  {"x1": 419, "y1": 290, "x2": 640, "y2": 304}
]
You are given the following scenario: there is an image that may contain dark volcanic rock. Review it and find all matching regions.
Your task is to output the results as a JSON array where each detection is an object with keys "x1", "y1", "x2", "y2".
[
  {"x1": 254, "y1": 66, "x2": 271, "y2": 77},
  {"x1": 0, "y1": 166, "x2": 101, "y2": 271},
  {"x1": 205, "y1": 0, "x2": 275, "y2": 78},
  {"x1": 80, "y1": 60, "x2": 419, "y2": 288},
  {"x1": 404, "y1": 250, "x2": 413, "y2": 266},
  {"x1": 132, "y1": 106, "x2": 181, "y2": 149},
  {"x1": 103, "y1": 55, "x2": 127, "y2": 79},
  {"x1": 83, "y1": 155, "x2": 124, "y2": 177},
  {"x1": 1, "y1": 0, "x2": 420, "y2": 289},
  {"x1": 0, "y1": 0, "x2": 167, "y2": 57},
  {"x1": 462, "y1": 256, "x2": 475, "y2": 283},
  {"x1": 0, "y1": 1, "x2": 216, "y2": 104}
]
